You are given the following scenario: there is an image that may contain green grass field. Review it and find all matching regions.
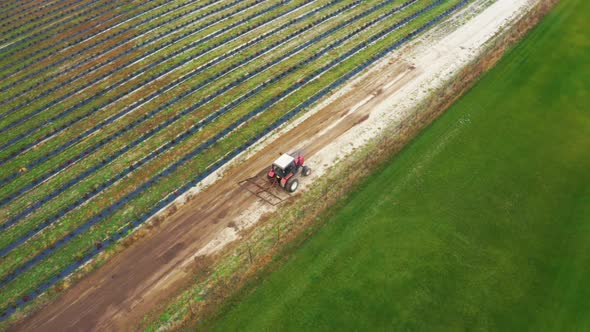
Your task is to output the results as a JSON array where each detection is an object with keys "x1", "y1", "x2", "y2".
[{"x1": 209, "y1": 0, "x2": 590, "y2": 330}]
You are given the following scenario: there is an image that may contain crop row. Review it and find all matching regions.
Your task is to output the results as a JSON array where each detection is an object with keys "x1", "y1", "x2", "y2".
[
  {"x1": 0, "y1": 0, "x2": 235, "y2": 104},
  {"x1": 0, "y1": 0, "x2": 247, "y2": 141},
  {"x1": 0, "y1": 0, "x2": 356, "y2": 254},
  {"x1": 2, "y1": 27, "x2": 342, "y2": 264},
  {"x1": 0, "y1": 0, "x2": 421, "y2": 289},
  {"x1": 0, "y1": 0, "x2": 287, "y2": 192},
  {"x1": 0, "y1": 0, "x2": 411, "y2": 280},
  {"x1": 0, "y1": 0, "x2": 164, "y2": 76},
  {"x1": 0, "y1": 0, "x2": 360, "y2": 259},
  {"x1": 0, "y1": 0, "x2": 376, "y2": 259},
  {"x1": 1, "y1": 2, "x2": 306, "y2": 159},
  {"x1": 0, "y1": 0, "x2": 215, "y2": 94},
  {"x1": 2, "y1": 0, "x2": 268, "y2": 163},
  {"x1": 0, "y1": 0, "x2": 44, "y2": 16},
  {"x1": 0, "y1": 0, "x2": 68, "y2": 27},
  {"x1": 0, "y1": 0, "x2": 329, "y2": 194},
  {"x1": 0, "y1": 1, "x2": 314, "y2": 201},
  {"x1": 0, "y1": 0, "x2": 121, "y2": 47},
  {"x1": 0, "y1": 0, "x2": 402, "y2": 236},
  {"x1": 0, "y1": 0, "x2": 408, "y2": 218},
  {"x1": 0, "y1": 0, "x2": 363, "y2": 221},
  {"x1": 0, "y1": 0, "x2": 259, "y2": 102},
  {"x1": 0, "y1": 0, "x2": 468, "y2": 320},
  {"x1": 0, "y1": 0, "x2": 265, "y2": 139},
  {"x1": 1, "y1": 0, "x2": 87, "y2": 36},
  {"x1": 0, "y1": 0, "x2": 348, "y2": 240},
  {"x1": 0, "y1": 0, "x2": 376, "y2": 287},
  {"x1": 0, "y1": 0, "x2": 436, "y2": 292}
]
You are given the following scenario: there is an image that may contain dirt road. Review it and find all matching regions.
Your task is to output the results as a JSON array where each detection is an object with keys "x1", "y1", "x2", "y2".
[{"x1": 11, "y1": 0, "x2": 534, "y2": 330}]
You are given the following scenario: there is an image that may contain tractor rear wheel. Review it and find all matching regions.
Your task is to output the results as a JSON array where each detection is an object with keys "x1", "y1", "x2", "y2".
[
  {"x1": 302, "y1": 166, "x2": 311, "y2": 176},
  {"x1": 286, "y1": 178, "x2": 299, "y2": 192}
]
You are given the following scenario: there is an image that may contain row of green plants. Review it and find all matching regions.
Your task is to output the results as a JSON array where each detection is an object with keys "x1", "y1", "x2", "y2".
[
  {"x1": 0, "y1": 0, "x2": 129, "y2": 50},
  {"x1": 0, "y1": 0, "x2": 192, "y2": 95},
  {"x1": 4, "y1": 0, "x2": 294, "y2": 167},
  {"x1": 0, "y1": 0, "x2": 292, "y2": 179},
  {"x1": 0, "y1": 0, "x2": 365, "y2": 254},
  {"x1": 0, "y1": 0, "x2": 341, "y2": 203},
  {"x1": 0, "y1": 0, "x2": 284, "y2": 173},
  {"x1": 1, "y1": 0, "x2": 249, "y2": 92},
  {"x1": 0, "y1": 0, "x2": 395, "y2": 274},
  {"x1": 0, "y1": 0, "x2": 260, "y2": 123},
  {"x1": 0, "y1": 0, "x2": 197, "y2": 68}
]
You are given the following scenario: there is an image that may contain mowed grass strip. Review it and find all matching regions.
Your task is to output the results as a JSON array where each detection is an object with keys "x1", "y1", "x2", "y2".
[
  {"x1": 0, "y1": 0, "x2": 456, "y2": 310},
  {"x1": 208, "y1": 1, "x2": 590, "y2": 330}
]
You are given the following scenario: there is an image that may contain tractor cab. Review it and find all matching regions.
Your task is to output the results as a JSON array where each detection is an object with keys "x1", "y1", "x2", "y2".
[
  {"x1": 267, "y1": 153, "x2": 311, "y2": 192},
  {"x1": 272, "y1": 153, "x2": 297, "y2": 177}
]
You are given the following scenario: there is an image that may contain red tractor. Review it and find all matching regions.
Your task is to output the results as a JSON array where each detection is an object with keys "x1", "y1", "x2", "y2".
[{"x1": 267, "y1": 153, "x2": 311, "y2": 192}]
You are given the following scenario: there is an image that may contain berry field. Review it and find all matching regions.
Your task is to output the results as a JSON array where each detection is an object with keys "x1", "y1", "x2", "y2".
[{"x1": 0, "y1": 0, "x2": 466, "y2": 320}]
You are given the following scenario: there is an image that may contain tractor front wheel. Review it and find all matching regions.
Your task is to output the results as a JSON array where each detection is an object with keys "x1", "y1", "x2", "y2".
[
  {"x1": 302, "y1": 166, "x2": 311, "y2": 176},
  {"x1": 286, "y1": 178, "x2": 299, "y2": 192}
]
